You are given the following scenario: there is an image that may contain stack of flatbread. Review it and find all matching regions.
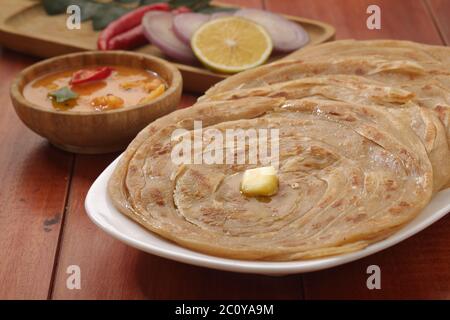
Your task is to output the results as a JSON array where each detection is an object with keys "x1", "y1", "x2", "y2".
[{"x1": 109, "y1": 40, "x2": 450, "y2": 261}]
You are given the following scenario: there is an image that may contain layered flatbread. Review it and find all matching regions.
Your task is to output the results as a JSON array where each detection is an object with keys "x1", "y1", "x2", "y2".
[
  {"x1": 108, "y1": 40, "x2": 449, "y2": 261},
  {"x1": 109, "y1": 97, "x2": 433, "y2": 260}
]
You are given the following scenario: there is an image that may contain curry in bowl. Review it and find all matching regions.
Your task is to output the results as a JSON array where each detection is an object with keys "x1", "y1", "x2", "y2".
[
  {"x1": 10, "y1": 51, "x2": 182, "y2": 154},
  {"x1": 23, "y1": 65, "x2": 167, "y2": 112}
]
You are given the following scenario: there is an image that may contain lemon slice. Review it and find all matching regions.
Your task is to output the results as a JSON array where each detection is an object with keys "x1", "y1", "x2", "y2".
[{"x1": 191, "y1": 17, "x2": 273, "y2": 73}]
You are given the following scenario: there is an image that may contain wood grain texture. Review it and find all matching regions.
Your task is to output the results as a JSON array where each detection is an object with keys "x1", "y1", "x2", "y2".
[
  {"x1": 1, "y1": 0, "x2": 449, "y2": 300},
  {"x1": 426, "y1": 0, "x2": 450, "y2": 45},
  {"x1": 0, "y1": 49, "x2": 73, "y2": 299},
  {"x1": 302, "y1": 216, "x2": 450, "y2": 299},
  {"x1": 265, "y1": 0, "x2": 443, "y2": 44},
  {"x1": 266, "y1": 0, "x2": 450, "y2": 299}
]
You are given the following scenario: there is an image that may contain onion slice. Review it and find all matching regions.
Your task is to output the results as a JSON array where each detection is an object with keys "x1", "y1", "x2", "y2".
[
  {"x1": 234, "y1": 8, "x2": 309, "y2": 52},
  {"x1": 142, "y1": 11, "x2": 196, "y2": 63},
  {"x1": 173, "y1": 13, "x2": 211, "y2": 45}
]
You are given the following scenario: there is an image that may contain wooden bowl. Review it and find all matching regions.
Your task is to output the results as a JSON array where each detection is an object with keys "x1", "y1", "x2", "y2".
[{"x1": 10, "y1": 51, "x2": 182, "y2": 154}]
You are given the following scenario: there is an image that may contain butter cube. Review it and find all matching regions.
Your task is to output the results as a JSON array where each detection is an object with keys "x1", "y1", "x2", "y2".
[{"x1": 240, "y1": 166, "x2": 279, "y2": 197}]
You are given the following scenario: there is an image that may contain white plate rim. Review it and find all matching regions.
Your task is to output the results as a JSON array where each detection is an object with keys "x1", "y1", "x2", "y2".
[{"x1": 85, "y1": 156, "x2": 450, "y2": 275}]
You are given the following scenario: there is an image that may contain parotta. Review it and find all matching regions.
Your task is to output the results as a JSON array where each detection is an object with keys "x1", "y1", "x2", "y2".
[{"x1": 108, "y1": 40, "x2": 449, "y2": 261}]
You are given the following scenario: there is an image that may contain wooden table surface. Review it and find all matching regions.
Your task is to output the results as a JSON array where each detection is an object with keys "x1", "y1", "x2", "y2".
[{"x1": 1, "y1": 0, "x2": 449, "y2": 300}]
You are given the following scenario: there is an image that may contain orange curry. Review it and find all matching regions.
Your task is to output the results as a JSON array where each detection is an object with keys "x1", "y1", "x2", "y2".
[{"x1": 23, "y1": 66, "x2": 166, "y2": 112}]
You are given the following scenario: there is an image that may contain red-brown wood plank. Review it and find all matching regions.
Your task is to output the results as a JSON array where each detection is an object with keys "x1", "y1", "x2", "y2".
[
  {"x1": 426, "y1": 0, "x2": 450, "y2": 45},
  {"x1": 265, "y1": 0, "x2": 450, "y2": 299},
  {"x1": 0, "y1": 49, "x2": 73, "y2": 299},
  {"x1": 302, "y1": 218, "x2": 450, "y2": 299},
  {"x1": 265, "y1": 0, "x2": 442, "y2": 44}
]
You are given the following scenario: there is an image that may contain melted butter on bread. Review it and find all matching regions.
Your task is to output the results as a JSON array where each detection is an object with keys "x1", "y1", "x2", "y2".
[{"x1": 240, "y1": 166, "x2": 279, "y2": 197}]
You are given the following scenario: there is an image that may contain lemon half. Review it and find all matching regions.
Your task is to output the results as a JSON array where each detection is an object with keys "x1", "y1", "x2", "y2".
[{"x1": 191, "y1": 17, "x2": 273, "y2": 74}]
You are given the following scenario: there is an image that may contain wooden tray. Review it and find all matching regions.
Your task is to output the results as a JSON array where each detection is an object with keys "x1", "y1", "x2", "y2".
[{"x1": 0, "y1": 0, "x2": 335, "y2": 93}]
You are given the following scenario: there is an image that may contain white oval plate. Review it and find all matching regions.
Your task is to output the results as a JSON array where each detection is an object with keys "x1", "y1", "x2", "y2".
[{"x1": 85, "y1": 156, "x2": 450, "y2": 276}]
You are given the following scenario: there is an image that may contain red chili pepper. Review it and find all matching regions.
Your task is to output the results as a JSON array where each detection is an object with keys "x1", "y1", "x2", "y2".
[
  {"x1": 107, "y1": 25, "x2": 148, "y2": 50},
  {"x1": 97, "y1": 3, "x2": 170, "y2": 50},
  {"x1": 70, "y1": 67, "x2": 113, "y2": 85},
  {"x1": 172, "y1": 6, "x2": 192, "y2": 15}
]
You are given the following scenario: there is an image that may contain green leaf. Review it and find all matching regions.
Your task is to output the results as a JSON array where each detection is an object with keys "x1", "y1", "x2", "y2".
[
  {"x1": 79, "y1": 1, "x2": 102, "y2": 21},
  {"x1": 198, "y1": 6, "x2": 236, "y2": 14},
  {"x1": 42, "y1": 0, "x2": 128, "y2": 29},
  {"x1": 115, "y1": 0, "x2": 140, "y2": 3},
  {"x1": 48, "y1": 87, "x2": 78, "y2": 103},
  {"x1": 44, "y1": 0, "x2": 217, "y2": 31},
  {"x1": 140, "y1": 0, "x2": 169, "y2": 5},
  {"x1": 91, "y1": 4, "x2": 130, "y2": 30},
  {"x1": 42, "y1": 0, "x2": 70, "y2": 15},
  {"x1": 169, "y1": 0, "x2": 211, "y2": 11},
  {"x1": 43, "y1": 0, "x2": 102, "y2": 22}
]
